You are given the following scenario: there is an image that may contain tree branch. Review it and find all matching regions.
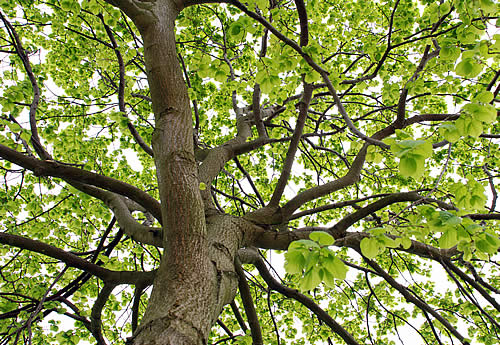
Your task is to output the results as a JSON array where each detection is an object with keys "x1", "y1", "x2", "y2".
[
  {"x1": 279, "y1": 145, "x2": 368, "y2": 220},
  {"x1": 363, "y1": 257, "x2": 469, "y2": 345},
  {"x1": 396, "y1": 43, "x2": 440, "y2": 127},
  {"x1": 0, "y1": 232, "x2": 155, "y2": 285},
  {"x1": 131, "y1": 285, "x2": 146, "y2": 333},
  {"x1": 293, "y1": 0, "x2": 308, "y2": 47},
  {"x1": 0, "y1": 144, "x2": 162, "y2": 222},
  {"x1": 254, "y1": 259, "x2": 361, "y2": 345},
  {"x1": 0, "y1": 12, "x2": 51, "y2": 160},
  {"x1": 69, "y1": 182, "x2": 163, "y2": 246},
  {"x1": 234, "y1": 258, "x2": 263, "y2": 345},
  {"x1": 90, "y1": 283, "x2": 116, "y2": 345},
  {"x1": 269, "y1": 83, "x2": 313, "y2": 207},
  {"x1": 101, "y1": 17, "x2": 154, "y2": 157},
  {"x1": 230, "y1": 301, "x2": 248, "y2": 333},
  {"x1": 440, "y1": 258, "x2": 500, "y2": 312}
]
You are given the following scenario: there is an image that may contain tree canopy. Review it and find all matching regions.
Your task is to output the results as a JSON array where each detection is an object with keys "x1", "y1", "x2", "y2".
[{"x1": 0, "y1": 0, "x2": 499, "y2": 344}]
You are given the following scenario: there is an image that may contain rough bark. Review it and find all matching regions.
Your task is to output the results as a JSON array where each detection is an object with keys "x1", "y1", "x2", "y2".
[{"x1": 115, "y1": 1, "x2": 247, "y2": 343}]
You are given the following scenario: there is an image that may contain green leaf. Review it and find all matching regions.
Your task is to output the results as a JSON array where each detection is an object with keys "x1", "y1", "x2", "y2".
[
  {"x1": 463, "y1": 103, "x2": 497, "y2": 124},
  {"x1": 304, "y1": 70, "x2": 321, "y2": 83},
  {"x1": 214, "y1": 70, "x2": 227, "y2": 82},
  {"x1": 455, "y1": 58, "x2": 483, "y2": 78},
  {"x1": 451, "y1": 179, "x2": 487, "y2": 211},
  {"x1": 253, "y1": 0, "x2": 267, "y2": 9},
  {"x1": 299, "y1": 268, "x2": 321, "y2": 291},
  {"x1": 456, "y1": 115, "x2": 483, "y2": 138},
  {"x1": 360, "y1": 237, "x2": 380, "y2": 259},
  {"x1": 228, "y1": 22, "x2": 242, "y2": 36},
  {"x1": 387, "y1": 138, "x2": 432, "y2": 178},
  {"x1": 235, "y1": 336, "x2": 252, "y2": 345},
  {"x1": 20, "y1": 130, "x2": 31, "y2": 142},
  {"x1": 366, "y1": 145, "x2": 383, "y2": 163},
  {"x1": 321, "y1": 268, "x2": 337, "y2": 287},
  {"x1": 379, "y1": 235, "x2": 400, "y2": 248},
  {"x1": 309, "y1": 231, "x2": 334, "y2": 246},
  {"x1": 304, "y1": 250, "x2": 320, "y2": 271},
  {"x1": 292, "y1": 239, "x2": 320, "y2": 249},
  {"x1": 60, "y1": 0, "x2": 74, "y2": 11},
  {"x1": 399, "y1": 156, "x2": 417, "y2": 177},
  {"x1": 284, "y1": 250, "x2": 305, "y2": 274},
  {"x1": 479, "y1": 0, "x2": 497, "y2": 14},
  {"x1": 400, "y1": 237, "x2": 412, "y2": 249},
  {"x1": 473, "y1": 232, "x2": 500, "y2": 255},
  {"x1": 474, "y1": 91, "x2": 494, "y2": 103},
  {"x1": 6, "y1": 122, "x2": 21, "y2": 132},
  {"x1": 323, "y1": 256, "x2": 348, "y2": 280},
  {"x1": 439, "y1": 2, "x2": 450, "y2": 13},
  {"x1": 439, "y1": 230, "x2": 458, "y2": 249},
  {"x1": 258, "y1": 74, "x2": 276, "y2": 94},
  {"x1": 255, "y1": 70, "x2": 268, "y2": 84},
  {"x1": 440, "y1": 45, "x2": 460, "y2": 61},
  {"x1": 228, "y1": 22, "x2": 245, "y2": 40},
  {"x1": 439, "y1": 123, "x2": 461, "y2": 143}
]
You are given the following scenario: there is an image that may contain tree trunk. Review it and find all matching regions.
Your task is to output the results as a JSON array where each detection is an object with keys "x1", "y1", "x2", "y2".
[
  {"x1": 131, "y1": 215, "x2": 244, "y2": 345},
  {"x1": 121, "y1": 2, "x2": 244, "y2": 344}
]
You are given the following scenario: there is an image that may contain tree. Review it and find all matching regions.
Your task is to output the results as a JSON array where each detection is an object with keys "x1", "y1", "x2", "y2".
[{"x1": 0, "y1": 0, "x2": 498, "y2": 343}]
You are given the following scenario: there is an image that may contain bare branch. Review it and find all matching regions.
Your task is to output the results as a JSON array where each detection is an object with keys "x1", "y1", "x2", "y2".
[
  {"x1": 483, "y1": 164, "x2": 498, "y2": 213},
  {"x1": 293, "y1": 0, "x2": 308, "y2": 47},
  {"x1": 441, "y1": 258, "x2": 500, "y2": 312},
  {"x1": 0, "y1": 232, "x2": 155, "y2": 285},
  {"x1": 269, "y1": 83, "x2": 313, "y2": 207},
  {"x1": 289, "y1": 193, "x2": 392, "y2": 220},
  {"x1": 230, "y1": 301, "x2": 248, "y2": 333},
  {"x1": 363, "y1": 257, "x2": 470, "y2": 345},
  {"x1": 252, "y1": 84, "x2": 267, "y2": 138},
  {"x1": 0, "y1": 144, "x2": 162, "y2": 222},
  {"x1": 235, "y1": 258, "x2": 263, "y2": 345},
  {"x1": 254, "y1": 259, "x2": 361, "y2": 345},
  {"x1": 100, "y1": 16, "x2": 154, "y2": 157},
  {"x1": 90, "y1": 284, "x2": 116, "y2": 345},
  {"x1": 396, "y1": 44, "x2": 440, "y2": 127},
  {"x1": 0, "y1": 12, "x2": 51, "y2": 160},
  {"x1": 131, "y1": 285, "x2": 146, "y2": 333}
]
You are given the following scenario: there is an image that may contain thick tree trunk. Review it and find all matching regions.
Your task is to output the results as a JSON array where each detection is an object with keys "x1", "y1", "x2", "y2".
[
  {"x1": 131, "y1": 215, "x2": 244, "y2": 345},
  {"x1": 123, "y1": 1, "x2": 244, "y2": 344}
]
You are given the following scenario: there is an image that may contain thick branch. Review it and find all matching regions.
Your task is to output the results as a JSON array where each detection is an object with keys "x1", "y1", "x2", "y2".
[
  {"x1": 90, "y1": 284, "x2": 116, "y2": 345},
  {"x1": 70, "y1": 182, "x2": 163, "y2": 246},
  {"x1": 280, "y1": 145, "x2": 367, "y2": 219},
  {"x1": 102, "y1": 0, "x2": 156, "y2": 30},
  {"x1": 269, "y1": 83, "x2": 313, "y2": 207},
  {"x1": 0, "y1": 232, "x2": 155, "y2": 285},
  {"x1": 234, "y1": 259, "x2": 263, "y2": 345},
  {"x1": 0, "y1": 144, "x2": 162, "y2": 222}
]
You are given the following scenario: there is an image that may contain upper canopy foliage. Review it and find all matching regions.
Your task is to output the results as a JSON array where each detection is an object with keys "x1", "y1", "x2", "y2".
[{"x1": 0, "y1": 0, "x2": 498, "y2": 344}]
